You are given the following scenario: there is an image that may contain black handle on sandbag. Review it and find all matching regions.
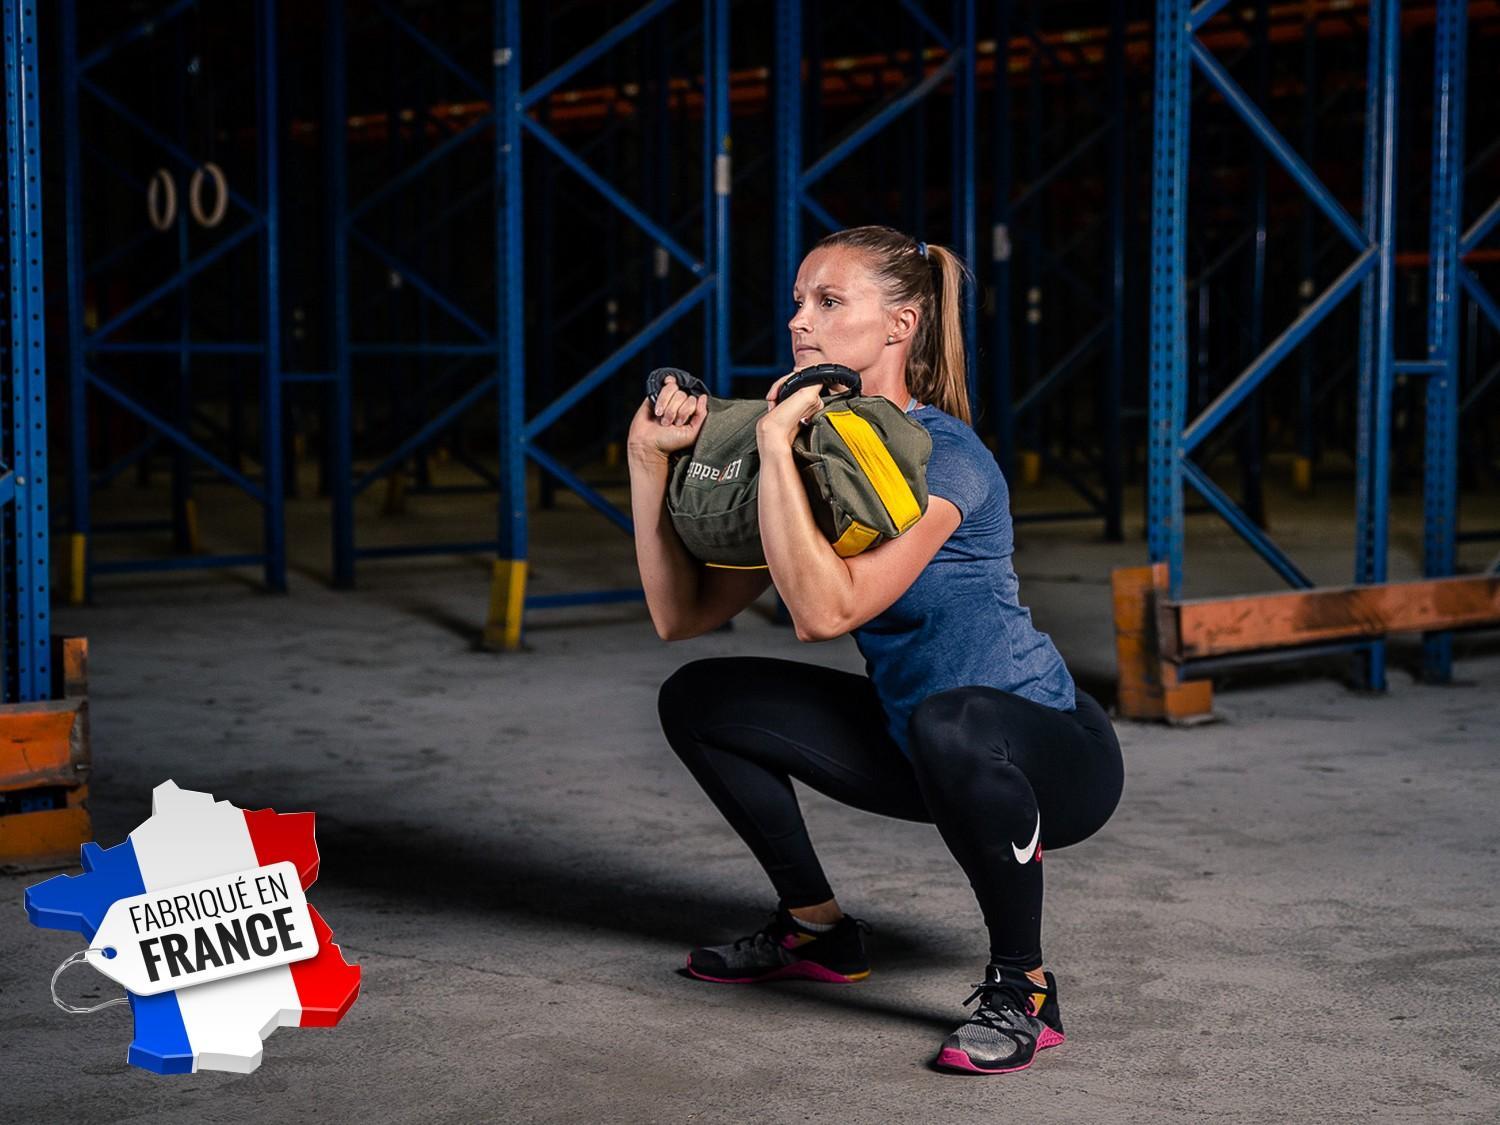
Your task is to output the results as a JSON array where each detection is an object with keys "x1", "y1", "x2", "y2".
[
  {"x1": 775, "y1": 363, "x2": 862, "y2": 404},
  {"x1": 646, "y1": 367, "x2": 708, "y2": 405}
]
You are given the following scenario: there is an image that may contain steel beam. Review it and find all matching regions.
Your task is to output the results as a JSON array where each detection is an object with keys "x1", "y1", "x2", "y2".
[
  {"x1": 1421, "y1": 0, "x2": 1467, "y2": 681},
  {"x1": 1147, "y1": 0, "x2": 1191, "y2": 594},
  {"x1": 1353, "y1": 0, "x2": 1400, "y2": 690},
  {"x1": 2, "y1": 0, "x2": 50, "y2": 699}
]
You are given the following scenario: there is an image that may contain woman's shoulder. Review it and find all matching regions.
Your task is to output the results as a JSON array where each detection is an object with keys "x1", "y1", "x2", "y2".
[
  {"x1": 914, "y1": 406, "x2": 995, "y2": 462},
  {"x1": 910, "y1": 406, "x2": 1004, "y2": 516}
]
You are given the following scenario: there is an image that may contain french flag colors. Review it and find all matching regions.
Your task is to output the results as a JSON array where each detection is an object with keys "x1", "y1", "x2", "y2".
[{"x1": 26, "y1": 781, "x2": 361, "y2": 1074}]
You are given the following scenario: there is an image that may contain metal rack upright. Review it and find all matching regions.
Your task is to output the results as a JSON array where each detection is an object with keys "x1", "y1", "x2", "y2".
[{"x1": 2, "y1": 0, "x2": 50, "y2": 701}]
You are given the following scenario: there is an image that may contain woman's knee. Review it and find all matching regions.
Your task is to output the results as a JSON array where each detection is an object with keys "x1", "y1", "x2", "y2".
[
  {"x1": 660, "y1": 658, "x2": 722, "y2": 707},
  {"x1": 658, "y1": 658, "x2": 737, "y2": 743}
]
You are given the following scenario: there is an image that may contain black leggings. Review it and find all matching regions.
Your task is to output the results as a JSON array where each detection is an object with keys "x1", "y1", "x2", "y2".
[{"x1": 658, "y1": 657, "x2": 1124, "y2": 970}]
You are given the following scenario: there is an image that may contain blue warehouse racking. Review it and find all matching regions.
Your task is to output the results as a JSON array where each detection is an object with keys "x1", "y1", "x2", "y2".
[
  {"x1": 769, "y1": 0, "x2": 978, "y2": 398},
  {"x1": 489, "y1": 0, "x2": 731, "y2": 647},
  {"x1": 2, "y1": 0, "x2": 50, "y2": 701},
  {"x1": 989, "y1": 0, "x2": 1129, "y2": 538},
  {"x1": 2, "y1": 0, "x2": 95, "y2": 869},
  {"x1": 321, "y1": 1, "x2": 731, "y2": 648},
  {"x1": 58, "y1": 0, "x2": 286, "y2": 599},
  {"x1": 43, "y1": 1, "x2": 1498, "y2": 671},
  {"x1": 1143, "y1": 0, "x2": 1486, "y2": 700},
  {"x1": 1449, "y1": 2, "x2": 1500, "y2": 591}
]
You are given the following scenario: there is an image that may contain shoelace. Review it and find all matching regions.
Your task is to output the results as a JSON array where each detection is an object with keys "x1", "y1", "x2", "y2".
[
  {"x1": 960, "y1": 980, "x2": 1036, "y2": 1031},
  {"x1": 730, "y1": 919, "x2": 778, "y2": 953},
  {"x1": 729, "y1": 912, "x2": 873, "y2": 952}
]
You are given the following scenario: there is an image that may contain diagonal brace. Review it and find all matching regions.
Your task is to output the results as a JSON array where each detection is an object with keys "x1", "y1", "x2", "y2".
[
  {"x1": 85, "y1": 370, "x2": 267, "y2": 503},
  {"x1": 1184, "y1": 248, "x2": 1375, "y2": 453},
  {"x1": 1190, "y1": 39, "x2": 1365, "y2": 250},
  {"x1": 526, "y1": 277, "x2": 713, "y2": 439}
]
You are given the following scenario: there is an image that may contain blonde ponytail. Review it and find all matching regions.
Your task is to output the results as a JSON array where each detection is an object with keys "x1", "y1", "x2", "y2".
[{"x1": 922, "y1": 244, "x2": 972, "y2": 425}]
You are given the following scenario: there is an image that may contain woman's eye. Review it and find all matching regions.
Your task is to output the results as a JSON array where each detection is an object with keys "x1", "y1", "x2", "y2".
[{"x1": 822, "y1": 297, "x2": 837, "y2": 308}]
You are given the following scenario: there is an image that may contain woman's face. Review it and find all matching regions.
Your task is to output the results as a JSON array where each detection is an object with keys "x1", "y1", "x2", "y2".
[{"x1": 787, "y1": 246, "x2": 893, "y2": 373}]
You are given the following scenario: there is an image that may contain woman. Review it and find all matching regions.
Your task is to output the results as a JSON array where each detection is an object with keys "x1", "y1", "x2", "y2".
[{"x1": 626, "y1": 225, "x2": 1124, "y2": 1076}]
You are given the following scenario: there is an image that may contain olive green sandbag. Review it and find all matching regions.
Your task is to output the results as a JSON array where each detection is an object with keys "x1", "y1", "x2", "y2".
[{"x1": 651, "y1": 367, "x2": 932, "y2": 569}]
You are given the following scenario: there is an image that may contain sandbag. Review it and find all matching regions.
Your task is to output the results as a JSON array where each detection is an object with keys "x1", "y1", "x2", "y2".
[{"x1": 647, "y1": 364, "x2": 933, "y2": 568}]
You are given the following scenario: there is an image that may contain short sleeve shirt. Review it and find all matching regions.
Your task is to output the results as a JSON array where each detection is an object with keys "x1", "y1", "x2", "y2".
[{"x1": 851, "y1": 404, "x2": 1077, "y2": 756}]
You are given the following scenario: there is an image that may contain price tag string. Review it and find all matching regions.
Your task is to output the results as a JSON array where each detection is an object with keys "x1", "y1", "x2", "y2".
[{"x1": 51, "y1": 949, "x2": 129, "y2": 1015}]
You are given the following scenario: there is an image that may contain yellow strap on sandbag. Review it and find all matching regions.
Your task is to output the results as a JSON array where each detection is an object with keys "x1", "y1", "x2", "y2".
[
  {"x1": 831, "y1": 520, "x2": 880, "y2": 558},
  {"x1": 823, "y1": 410, "x2": 923, "y2": 533}
]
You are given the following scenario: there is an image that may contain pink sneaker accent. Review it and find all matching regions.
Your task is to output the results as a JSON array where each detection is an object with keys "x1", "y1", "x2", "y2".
[
  {"x1": 684, "y1": 955, "x2": 865, "y2": 985},
  {"x1": 935, "y1": 1046, "x2": 1035, "y2": 1075},
  {"x1": 935, "y1": 1029, "x2": 1062, "y2": 1074}
]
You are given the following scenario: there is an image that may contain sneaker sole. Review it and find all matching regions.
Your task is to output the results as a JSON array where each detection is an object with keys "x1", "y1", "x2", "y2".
[
  {"x1": 934, "y1": 1028, "x2": 1065, "y2": 1075},
  {"x1": 684, "y1": 956, "x2": 870, "y2": 985}
]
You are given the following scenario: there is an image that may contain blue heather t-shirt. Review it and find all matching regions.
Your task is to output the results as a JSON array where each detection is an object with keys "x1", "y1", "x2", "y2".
[{"x1": 852, "y1": 404, "x2": 1076, "y2": 756}]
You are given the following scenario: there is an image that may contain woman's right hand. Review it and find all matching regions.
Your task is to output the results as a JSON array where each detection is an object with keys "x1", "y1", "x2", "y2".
[
  {"x1": 764, "y1": 367, "x2": 853, "y2": 410},
  {"x1": 627, "y1": 375, "x2": 709, "y2": 460},
  {"x1": 765, "y1": 371, "x2": 796, "y2": 406}
]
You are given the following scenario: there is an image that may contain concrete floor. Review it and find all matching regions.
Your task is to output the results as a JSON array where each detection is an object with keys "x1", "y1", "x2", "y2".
[{"x1": 3, "y1": 470, "x2": 1500, "y2": 1123}]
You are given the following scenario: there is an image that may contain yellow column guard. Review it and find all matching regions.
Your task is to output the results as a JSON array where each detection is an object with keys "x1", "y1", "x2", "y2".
[{"x1": 484, "y1": 559, "x2": 528, "y2": 651}]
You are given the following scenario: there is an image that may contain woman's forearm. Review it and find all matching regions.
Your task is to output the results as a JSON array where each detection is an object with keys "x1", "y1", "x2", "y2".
[
  {"x1": 757, "y1": 445, "x2": 855, "y2": 641},
  {"x1": 628, "y1": 449, "x2": 706, "y2": 640}
]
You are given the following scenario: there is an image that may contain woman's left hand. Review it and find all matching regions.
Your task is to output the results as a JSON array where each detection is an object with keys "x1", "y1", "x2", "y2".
[{"x1": 756, "y1": 383, "x2": 827, "y2": 450}]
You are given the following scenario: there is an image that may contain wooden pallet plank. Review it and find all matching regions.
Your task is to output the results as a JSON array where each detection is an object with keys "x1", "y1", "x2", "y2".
[
  {"x1": 0, "y1": 804, "x2": 92, "y2": 871},
  {"x1": 0, "y1": 701, "x2": 84, "y2": 792},
  {"x1": 1166, "y1": 575, "x2": 1500, "y2": 659}
]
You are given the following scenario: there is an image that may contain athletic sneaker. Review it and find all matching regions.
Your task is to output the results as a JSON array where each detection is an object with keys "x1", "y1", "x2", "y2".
[
  {"x1": 934, "y1": 965, "x2": 1065, "y2": 1074},
  {"x1": 684, "y1": 905, "x2": 873, "y2": 984}
]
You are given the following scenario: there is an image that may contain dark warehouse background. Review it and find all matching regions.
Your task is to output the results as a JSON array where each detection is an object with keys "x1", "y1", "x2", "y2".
[{"x1": 38, "y1": 1, "x2": 1500, "y2": 605}]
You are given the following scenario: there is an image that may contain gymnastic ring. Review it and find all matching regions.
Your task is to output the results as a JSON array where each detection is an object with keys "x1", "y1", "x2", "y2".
[
  {"x1": 146, "y1": 168, "x2": 176, "y2": 232},
  {"x1": 188, "y1": 161, "x2": 228, "y2": 228}
]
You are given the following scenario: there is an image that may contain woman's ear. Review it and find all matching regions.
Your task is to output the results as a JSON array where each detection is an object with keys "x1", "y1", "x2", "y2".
[{"x1": 887, "y1": 304, "x2": 920, "y2": 345}]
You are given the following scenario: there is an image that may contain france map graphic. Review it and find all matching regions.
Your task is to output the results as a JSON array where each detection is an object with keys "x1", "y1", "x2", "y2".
[{"x1": 26, "y1": 781, "x2": 360, "y2": 1074}]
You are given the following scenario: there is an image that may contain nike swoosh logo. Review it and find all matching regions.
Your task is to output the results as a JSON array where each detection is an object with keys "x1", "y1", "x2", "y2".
[{"x1": 1012, "y1": 814, "x2": 1040, "y2": 864}]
